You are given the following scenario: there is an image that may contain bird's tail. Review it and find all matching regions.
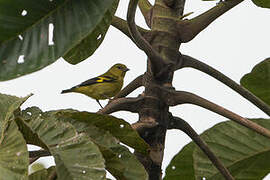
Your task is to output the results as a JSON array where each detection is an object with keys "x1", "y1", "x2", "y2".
[{"x1": 61, "y1": 89, "x2": 72, "y2": 94}]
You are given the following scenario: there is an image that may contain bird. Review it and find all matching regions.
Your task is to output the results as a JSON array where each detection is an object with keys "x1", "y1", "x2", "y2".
[{"x1": 61, "y1": 63, "x2": 129, "y2": 108}]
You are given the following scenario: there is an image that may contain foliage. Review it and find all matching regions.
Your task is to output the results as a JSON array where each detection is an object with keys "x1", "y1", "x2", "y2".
[
  {"x1": 241, "y1": 58, "x2": 270, "y2": 106},
  {"x1": 164, "y1": 119, "x2": 270, "y2": 180},
  {"x1": 0, "y1": 0, "x2": 269, "y2": 179},
  {"x1": 0, "y1": 0, "x2": 118, "y2": 81}
]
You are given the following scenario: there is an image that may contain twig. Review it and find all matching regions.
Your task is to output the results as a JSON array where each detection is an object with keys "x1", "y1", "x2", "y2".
[
  {"x1": 138, "y1": 0, "x2": 153, "y2": 27},
  {"x1": 163, "y1": 89, "x2": 270, "y2": 138},
  {"x1": 29, "y1": 150, "x2": 51, "y2": 164},
  {"x1": 29, "y1": 150, "x2": 51, "y2": 158},
  {"x1": 97, "y1": 96, "x2": 144, "y2": 114},
  {"x1": 177, "y1": 54, "x2": 270, "y2": 116},
  {"x1": 178, "y1": 0, "x2": 244, "y2": 42},
  {"x1": 111, "y1": 16, "x2": 149, "y2": 41},
  {"x1": 127, "y1": 0, "x2": 172, "y2": 75},
  {"x1": 168, "y1": 115, "x2": 234, "y2": 180},
  {"x1": 113, "y1": 74, "x2": 144, "y2": 99}
]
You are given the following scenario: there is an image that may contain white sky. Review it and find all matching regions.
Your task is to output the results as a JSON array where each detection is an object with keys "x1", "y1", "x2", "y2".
[{"x1": 1, "y1": 0, "x2": 270, "y2": 179}]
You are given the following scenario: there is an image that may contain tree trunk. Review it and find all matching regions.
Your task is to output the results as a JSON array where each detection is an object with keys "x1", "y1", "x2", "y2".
[{"x1": 134, "y1": 0, "x2": 185, "y2": 179}]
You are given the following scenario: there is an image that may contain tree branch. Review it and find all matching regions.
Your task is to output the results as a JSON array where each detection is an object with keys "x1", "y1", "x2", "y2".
[
  {"x1": 127, "y1": 0, "x2": 173, "y2": 76},
  {"x1": 138, "y1": 0, "x2": 153, "y2": 27},
  {"x1": 29, "y1": 150, "x2": 51, "y2": 164},
  {"x1": 178, "y1": 0, "x2": 244, "y2": 42},
  {"x1": 29, "y1": 150, "x2": 51, "y2": 158},
  {"x1": 176, "y1": 54, "x2": 270, "y2": 116},
  {"x1": 113, "y1": 74, "x2": 144, "y2": 99},
  {"x1": 97, "y1": 96, "x2": 144, "y2": 114},
  {"x1": 168, "y1": 115, "x2": 234, "y2": 180},
  {"x1": 111, "y1": 16, "x2": 149, "y2": 41},
  {"x1": 163, "y1": 89, "x2": 270, "y2": 138}
]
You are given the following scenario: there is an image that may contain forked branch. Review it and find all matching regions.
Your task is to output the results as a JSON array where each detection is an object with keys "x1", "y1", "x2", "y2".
[
  {"x1": 168, "y1": 115, "x2": 234, "y2": 180},
  {"x1": 178, "y1": 0, "x2": 244, "y2": 42},
  {"x1": 127, "y1": 0, "x2": 172, "y2": 75},
  {"x1": 177, "y1": 54, "x2": 270, "y2": 116},
  {"x1": 163, "y1": 89, "x2": 270, "y2": 138},
  {"x1": 98, "y1": 96, "x2": 144, "y2": 114}
]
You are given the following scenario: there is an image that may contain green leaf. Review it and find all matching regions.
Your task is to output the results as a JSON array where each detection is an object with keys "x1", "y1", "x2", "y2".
[
  {"x1": 0, "y1": 0, "x2": 118, "y2": 81},
  {"x1": 29, "y1": 169, "x2": 47, "y2": 180},
  {"x1": 18, "y1": 107, "x2": 106, "y2": 180},
  {"x1": 107, "y1": 146, "x2": 149, "y2": 180},
  {"x1": 164, "y1": 119, "x2": 270, "y2": 180},
  {"x1": 164, "y1": 143, "x2": 196, "y2": 180},
  {"x1": 240, "y1": 58, "x2": 270, "y2": 105},
  {"x1": 251, "y1": 0, "x2": 270, "y2": 8},
  {"x1": 29, "y1": 166, "x2": 56, "y2": 180},
  {"x1": 15, "y1": 106, "x2": 47, "y2": 149},
  {"x1": 63, "y1": 0, "x2": 119, "y2": 64},
  {"x1": 60, "y1": 111, "x2": 150, "y2": 155},
  {"x1": 30, "y1": 162, "x2": 46, "y2": 174},
  {"x1": 0, "y1": 93, "x2": 29, "y2": 180},
  {"x1": 60, "y1": 112, "x2": 148, "y2": 180}
]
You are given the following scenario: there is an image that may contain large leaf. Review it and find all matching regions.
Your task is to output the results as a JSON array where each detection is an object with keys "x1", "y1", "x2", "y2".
[
  {"x1": 251, "y1": 0, "x2": 270, "y2": 8},
  {"x1": 29, "y1": 166, "x2": 55, "y2": 180},
  {"x1": 164, "y1": 143, "x2": 196, "y2": 180},
  {"x1": 63, "y1": 0, "x2": 119, "y2": 64},
  {"x1": 60, "y1": 112, "x2": 148, "y2": 180},
  {"x1": 0, "y1": 0, "x2": 118, "y2": 81},
  {"x1": 0, "y1": 93, "x2": 29, "y2": 179},
  {"x1": 17, "y1": 107, "x2": 106, "y2": 180},
  {"x1": 60, "y1": 111, "x2": 150, "y2": 155},
  {"x1": 106, "y1": 146, "x2": 149, "y2": 180},
  {"x1": 164, "y1": 119, "x2": 270, "y2": 180},
  {"x1": 240, "y1": 58, "x2": 270, "y2": 105},
  {"x1": 15, "y1": 106, "x2": 47, "y2": 149}
]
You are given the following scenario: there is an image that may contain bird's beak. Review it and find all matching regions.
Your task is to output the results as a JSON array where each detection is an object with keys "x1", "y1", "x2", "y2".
[{"x1": 124, "y1": 68, "x2": 130, "y2": 72}]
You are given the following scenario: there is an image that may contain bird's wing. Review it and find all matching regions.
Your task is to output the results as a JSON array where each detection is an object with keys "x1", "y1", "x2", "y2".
[{"x1": 76, "y1": 75, "x2": 117, "y2": 87}]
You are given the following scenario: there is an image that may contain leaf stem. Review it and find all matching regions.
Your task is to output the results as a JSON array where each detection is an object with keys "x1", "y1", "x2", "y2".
[
  {"x1": 178, "y1": 54, "x2": 270, "y2": 116},
  {"x1": 163, "y1": 89, "x2": 270, "y2": 138}
]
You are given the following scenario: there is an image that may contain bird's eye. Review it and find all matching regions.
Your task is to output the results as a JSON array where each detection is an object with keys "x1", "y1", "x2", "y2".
[{"x1": 117, "y1": 66, "x2": 121, "y2": 69}]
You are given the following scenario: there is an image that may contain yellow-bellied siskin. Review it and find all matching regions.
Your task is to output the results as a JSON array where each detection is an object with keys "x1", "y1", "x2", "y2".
[{"x1": 61, "y1": 63, "x2": 129, "y2": 108}]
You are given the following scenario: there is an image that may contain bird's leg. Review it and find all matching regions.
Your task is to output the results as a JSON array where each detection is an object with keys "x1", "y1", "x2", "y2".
[{"x1": 96, "y1": 99, "x2": 103, "y2": 109}]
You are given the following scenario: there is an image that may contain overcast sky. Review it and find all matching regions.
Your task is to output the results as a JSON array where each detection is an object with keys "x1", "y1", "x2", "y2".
[{"x1": 0, "y1": 0, "x2": 269, "y2": 179}]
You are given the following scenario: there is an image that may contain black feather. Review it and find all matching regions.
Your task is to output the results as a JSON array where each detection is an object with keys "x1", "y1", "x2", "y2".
[{"x1": 77, "y1": 76, "x2": 117, "y2": 87}]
